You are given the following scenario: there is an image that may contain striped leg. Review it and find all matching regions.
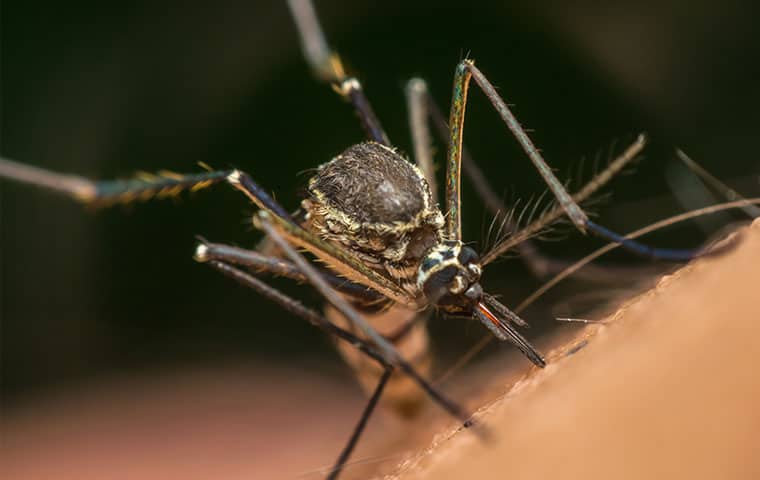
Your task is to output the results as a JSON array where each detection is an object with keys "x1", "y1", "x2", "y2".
[{"x1": 0, "y1": 155, "x2": 230, "y2": 206}]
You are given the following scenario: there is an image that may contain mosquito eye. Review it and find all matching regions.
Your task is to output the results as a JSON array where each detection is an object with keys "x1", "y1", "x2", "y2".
[
  {"x1": 421, "y1": 265, "x2": 457, "y2": 299},
  {"x1": 457, "y1": 246, "x2": 480, "y2": 265}
]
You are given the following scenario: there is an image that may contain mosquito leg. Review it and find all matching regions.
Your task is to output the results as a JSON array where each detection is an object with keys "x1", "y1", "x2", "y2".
[
  {"x1": 421, "y1": 84, "x2": 649, "y2": 279},
  {"x1": 0, "y1": 155, "x2": 231, "y2": 205},
  {"x1": 255, "y1": 211, "x2": 477, "y2": 429},
  {"x1": 405, "y1": 78, "x2": 438, "y2": 203},
  {"x1": 327, "y1": 368, "x2": 392, "y2": 480},
  {"x1": 447, "y1": 60, "x2": 587, "y2": 233},
  {"x1": 194, "y1": 238, "x2": 385, "y2": 305},
  {"x1": 441, "y1": 61, "x2": 471, "y2": 241},
  {"x1": 447, "y1": 60, "x2": 714, "y2": 262},
  {"x1": 286, "y1": 0, "x2": 389, "y2": 145}
]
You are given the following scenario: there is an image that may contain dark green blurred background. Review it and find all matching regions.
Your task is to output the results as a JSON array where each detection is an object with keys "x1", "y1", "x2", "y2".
[{"x1": 2, "y1": 0, "x2": 758, "y2": 406}]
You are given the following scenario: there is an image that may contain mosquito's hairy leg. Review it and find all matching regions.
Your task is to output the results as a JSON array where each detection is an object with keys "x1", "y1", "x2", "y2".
[
  {"x1": 286, "y1": 0, "x2": 389, "y2": 145},
  {"x1": 0, "y1": 155, "x2": 231, "y2": 205},
  {"x1": 194, "y1": 238, "x2": 385, "y2": 305}
]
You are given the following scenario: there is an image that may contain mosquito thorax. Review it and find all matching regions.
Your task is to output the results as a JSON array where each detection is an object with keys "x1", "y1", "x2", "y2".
[
  {"x1": 303, "y1": 142, "x2": 444, "y2": 285},
  {"x1": 417, "y1": 240, "x2": 483, "y2": 311}
]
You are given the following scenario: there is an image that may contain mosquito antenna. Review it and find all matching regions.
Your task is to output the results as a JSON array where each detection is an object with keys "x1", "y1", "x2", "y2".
[
  {"x1": 481, "y1": 134, "x2": 647, "y2": 265},
  {"x1": 484, "y1": 209, "x2": 502, "y2": 253}
]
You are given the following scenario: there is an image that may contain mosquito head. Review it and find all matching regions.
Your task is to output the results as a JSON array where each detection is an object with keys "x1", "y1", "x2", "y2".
[
  {"x1": 417, "y1": 240, "x2": 483, "y2": 308},
  {"x1": 418, "y1": 240, "x2": 545, "y2": 368}
]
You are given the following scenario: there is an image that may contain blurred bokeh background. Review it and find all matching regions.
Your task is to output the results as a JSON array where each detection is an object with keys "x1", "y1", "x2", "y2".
[{"x1": 2, "y1": 0, "x2": 758, "y2": 431}]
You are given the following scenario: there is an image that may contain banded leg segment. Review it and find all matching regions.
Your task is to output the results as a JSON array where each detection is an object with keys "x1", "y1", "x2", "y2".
[
  {"x1": 286, "y1": 0, "x2": 389, "y2": 145},
  {"x1": 0, "y1": 155, "x2": 230, "y2": 206}
]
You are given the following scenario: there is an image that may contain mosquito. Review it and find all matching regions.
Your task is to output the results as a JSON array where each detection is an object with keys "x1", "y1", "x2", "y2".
[{"x1": 0, "y1": 1, "x2": 747, "y2": 478}]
